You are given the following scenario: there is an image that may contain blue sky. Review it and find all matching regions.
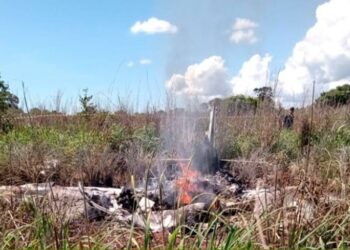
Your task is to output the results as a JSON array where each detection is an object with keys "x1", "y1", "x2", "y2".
[{"x1": 0, "y1": 0, "x2": 337, "y2": 110}]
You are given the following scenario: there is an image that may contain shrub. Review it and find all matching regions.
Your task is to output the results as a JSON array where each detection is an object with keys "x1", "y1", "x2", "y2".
[
  {"x1": 109, "y1": 124, "x2": 132, "y2": 151},
  {"x1": 133, "y1": 124, "x2": 160, "y2": 154},
  {"x1": 221, "y1": 95, "x2": 258, "y2": 115},
  {"x1": 109, "y1": 123, "x2": 160, "y2": 154},
  {"x1": 271, "y1": 130, "x2": 300, "y2": 161},
  {"x1": 221, "y1": 134, "x2": 260, "y2": 158},
  {"x1": 0, "y1": 126, "x2": 107, "y2": 184},
  {"x1": 316, "y1": 84, "x2": 350, "y2": 107},
  {"x1": 0, "y1": 75, "x2": 19, "y2": 133},
  {"x1": 311, "y1": 124, "x2": 350, "y2": 166}
]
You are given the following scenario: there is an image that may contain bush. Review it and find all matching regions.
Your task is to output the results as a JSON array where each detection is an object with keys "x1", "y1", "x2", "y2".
[
  {"x1": 134, "y1": 124, "x2": 160, "y2": 152},
  {"x1": 221, "y1": 134, "x2": 260, "y2": 158},
  {"x1": 271, "y1": 130, "x2": 300, "y2": 161},
  {"x1": 221, "y1": 95, "x2": 258, "y2": 115},
  {"x1": 109, "y1": 123, "x2": 160, "y2": 154},
  {"x1": 313, "y1": 125, "x2": 350, "y2": 161},
  {"x1": 109, "y1": 124, "x2": 133, "y2": 151},
  {"x1": 316, "y1": 84, "x2": 350, "y2": 107},
  {"x1": 0, "y1": 126, "x2": 106, "y2": 168}
]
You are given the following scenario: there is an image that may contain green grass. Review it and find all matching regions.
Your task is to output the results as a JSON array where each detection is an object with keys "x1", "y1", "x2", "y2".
[
  {"x1": 271, "y1": 129, "x2": 301, "y2": 161},
  {"x1": 0, "y1": 125, "x2": 106, "y2": 157},
  {"x1": 109, "y1": 123, "x2": 159, "y2": 154}
]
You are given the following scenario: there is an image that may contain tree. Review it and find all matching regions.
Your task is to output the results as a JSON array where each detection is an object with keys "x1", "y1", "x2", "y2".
[
  {"x1": 79, "y1": 88, "x2": 97, "y2": 114},
  {"x1": 221, "y1": 95, "x2": 258, "y2": 115},
  {"x1": 253, "y1": 86, "x2": 273, "y2": 103},
  {"x1": 0, "y1": 75, "x2": 19, "y2": 132},
  {"x1": 0, "y1": 75, "x2": 19, "y2": 112},
  {"x1": 29, "y1": 107, "x2": 51, "y2": 115},
  {"x1": 316, "y1": 84, "x2": 350, "y2": 107}
]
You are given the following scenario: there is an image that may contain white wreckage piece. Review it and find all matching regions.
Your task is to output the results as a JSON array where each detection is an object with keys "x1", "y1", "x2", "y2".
[
  {"x1": 78, "y1": 183, "x2": 210, "y2": 232},
  {"x1": 0, "y1": 182, "x2": 213, "y2": 232},
  {"x1": 3, "y1": 181, "x2": 340, "y2": 232}
]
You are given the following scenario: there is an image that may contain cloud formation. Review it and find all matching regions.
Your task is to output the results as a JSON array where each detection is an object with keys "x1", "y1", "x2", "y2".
[
  {"x1": 131, "y1": 17, "x2": 178, "y2": 34},
  {"x1": 139, "y1": 59, "x2": 152, "y2": 65},
  {"x1": 166, "y1": 54, "x2": 271, "y2": 102},
  {"x1": 126, "y1": 61, "x2": 134, "y2": 67},
  {"x1": 231, "y1": 54, "x2": 272, "y2": 95},
  {"x1": 167, "y1": 0, "x2": 350, "y2": 106},
  {"x1": 279, "y1": 0, "x2": 350, "y2": 104},
  {"x1": 230, "y1": 18, "x2": 258, "y2": 44},
  {"x1": 166, "y1": 56, "x2": 231, "y2": 102}
]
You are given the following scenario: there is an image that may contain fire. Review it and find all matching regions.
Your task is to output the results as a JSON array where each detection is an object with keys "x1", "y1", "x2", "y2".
[{"x1": 176, "y1": 163, "x2": 199, "y2": 205}]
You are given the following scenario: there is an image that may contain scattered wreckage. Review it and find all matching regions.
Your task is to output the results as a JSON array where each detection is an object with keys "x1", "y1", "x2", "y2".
[
  {"x1": 0, "y1": 103, "x2": 336, "y2": 236},
  {"x1": 0, "y1": 168, "x2": 322, "y2": 234}
]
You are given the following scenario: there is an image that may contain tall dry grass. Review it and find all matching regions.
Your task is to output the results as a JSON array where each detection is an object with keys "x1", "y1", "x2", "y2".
[{"x1": 0, "y1": 101, "x2": 349, "y2": 249}]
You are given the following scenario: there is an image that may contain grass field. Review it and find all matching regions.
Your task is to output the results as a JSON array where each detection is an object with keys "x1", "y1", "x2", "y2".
[{"x1": 0, "y1": 103, "x2": 350, "y2": 249}]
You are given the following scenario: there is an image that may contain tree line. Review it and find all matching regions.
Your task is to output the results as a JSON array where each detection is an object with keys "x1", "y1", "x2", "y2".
[{"x1": 1, "y1": 74, "x2": 350, "y2": 132}]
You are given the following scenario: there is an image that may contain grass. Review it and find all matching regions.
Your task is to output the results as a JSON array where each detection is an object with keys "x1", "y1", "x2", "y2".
[{"x1": 0, "y1": 104, "x2": 350, "y2": 249}]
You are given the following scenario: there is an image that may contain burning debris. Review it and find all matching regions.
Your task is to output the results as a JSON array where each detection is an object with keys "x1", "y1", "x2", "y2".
[
  {"x1": 0, "y1": 104, "x2": 246, "y2": 236},
  {"x1": 78, "y1": 158, "x2": 244, "y2": 232},
  {"x1": 0, "y1": 175, "x2": 328, "y2": 237},
  {"x1": 176, "y1": 162, "x2": 200, "y2": 205},
  {"x1": 77, "y1": 103, "x2": 246, "y2": 231}
]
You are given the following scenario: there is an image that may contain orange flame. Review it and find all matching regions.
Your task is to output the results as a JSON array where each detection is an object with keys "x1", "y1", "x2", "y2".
[{"x1": 176, "y1": 163, "x2": 200, "y2": 205}]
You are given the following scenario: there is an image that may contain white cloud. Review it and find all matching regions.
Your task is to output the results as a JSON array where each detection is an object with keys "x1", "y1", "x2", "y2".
[
  {"x1": 166, "y1": 56, "x2": 231, "y2": 102},
  {"x1": 166, "y1": 54, "x2": 273, "y2": 103},
  {"x1": 278, "y1": 0, "x2": 350, "y2": 104},
  {"x1": 166, "y1": 0, "x2": 350, "y2": 107},
  {"x1": 230, "y1": 30, "x2": 257, "y2": 44},
  {"x1": 139, "y1": 59, "x2": 152, "y2": 65},
  {"x1": 231, "y1": 54, "x2": 272, "y2": 95},
  {"x1": 126, "y1": 61, "x2": 134, "y2": 67},
  {"x1": 131, "y1": 17, "x2": 178, "y2": 34},
  {"x1": 230, "y1": 18, "x2": 258, "y2": 44},
  {"x1": 233, "y1": 18, "x2": 258, "y2": 30}
]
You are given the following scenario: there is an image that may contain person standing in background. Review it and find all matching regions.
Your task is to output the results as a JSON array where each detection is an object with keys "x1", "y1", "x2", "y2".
[{"x1": 283, "y1": 107, "x2": 295, "y2": 129}]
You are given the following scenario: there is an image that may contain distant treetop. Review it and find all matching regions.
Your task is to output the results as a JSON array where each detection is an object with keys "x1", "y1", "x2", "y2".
[
  {"x1": 0, "y1": 75, "x2": 19, "y2": 113},
  {"x1": 253, "y1": 86, "x2": 274, "y2": 103},
  {"x1": 317, "y1": 84, "x2": 350, "y2": 107}
]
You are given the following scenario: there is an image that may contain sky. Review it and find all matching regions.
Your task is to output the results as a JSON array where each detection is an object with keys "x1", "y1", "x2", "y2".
[{"x1": 1, "y1": 0, "x2": 349, "y2": 111}]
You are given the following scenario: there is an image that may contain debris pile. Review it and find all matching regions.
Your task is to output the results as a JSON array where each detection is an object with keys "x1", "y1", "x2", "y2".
[{"x1": 2, "y1": 169, "x2": 338, "y2": 236}]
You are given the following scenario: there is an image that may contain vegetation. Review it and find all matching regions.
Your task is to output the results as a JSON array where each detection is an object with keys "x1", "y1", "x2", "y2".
[
  {"x1": 0, "y1": 75, "x2": 19, "y2": 112},
  {"x1": 214, "y1": 95, "x2": 258, "y2": 116},
  {"x1": 0, "y1": 75, "x2": 19, "y2": 133},
  {"x1": 79, "y1": 88, "x2": 97, "y2": 114},
  {"x1": 253, "y1": 86, "x2": 274, "y2": 103},
  {"x1": 271, "y1": 129, "x2": 300, "y2": 161},
  {"x1": 0, "y1": 81, "x2": 350, "y2": 249},
  {"x1": 317, "y1": 84, "x2": 350, "y2": 106}
]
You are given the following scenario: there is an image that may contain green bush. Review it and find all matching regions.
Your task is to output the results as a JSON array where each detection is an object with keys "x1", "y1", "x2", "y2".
[
  {"x1": 313, "y1": 125, "x2": 350, "y2": 152},
  {"x1": 133, "y1": 124, "x2": 160, "y2": 153},
  {"x1": 335, "y1": 126, "x2": 350, "y2": 146},
  {"x1": 271, "y1": 130, "x2": 300, "y2": 161},
  {"x1": 312, "y1": 125, "x2": 350, "y2": 165},
  {"x1": 221, "y1": 135, "x2": 259, "y2": 158},
  {"x1": 316, "y1": 84, "x2": 350, "y2": 106},
  {"x1": 109, "y1": 123, "x2": 160, "y2": 153},
  {"x1": 0, "y1": 126, "x2": 105, "y2": 156},
  {"x1": 109, "y1": 124, "x2": 132, "y2": 151}
]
